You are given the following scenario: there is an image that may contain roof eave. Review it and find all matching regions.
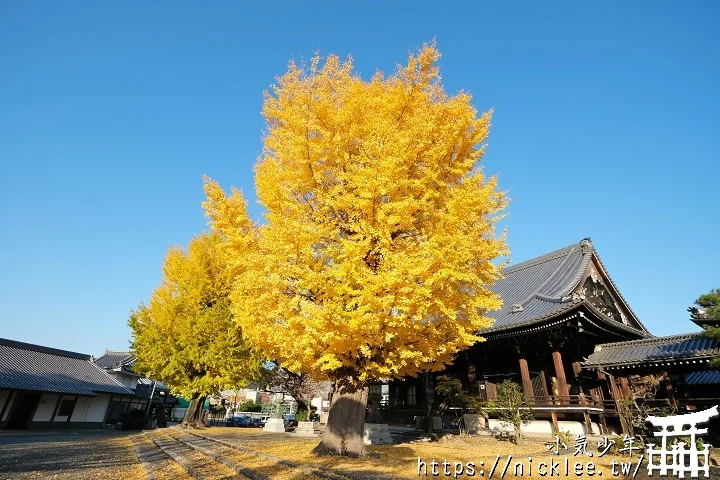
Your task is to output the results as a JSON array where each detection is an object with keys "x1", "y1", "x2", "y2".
[
  {"x1": 480, "y1": 299, "x2": 585, "y2": 338},
  {"x1": 580, "y1": 301, "x2": 650, "y2": 338},
  {"x1": 584, "y1": 355, "x2": 717, "y2": 370}
]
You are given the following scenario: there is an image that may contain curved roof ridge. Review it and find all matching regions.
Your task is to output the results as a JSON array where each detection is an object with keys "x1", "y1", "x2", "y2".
[
  {"x1": 502, "y1": 240, "x2": 581, "y2": 275},
  {"x1": 512, "y1": 245, "x2": 579, "y2": 308},
  {"x1": 558, "y1": 250, "x2": 594, "y2": 297}
]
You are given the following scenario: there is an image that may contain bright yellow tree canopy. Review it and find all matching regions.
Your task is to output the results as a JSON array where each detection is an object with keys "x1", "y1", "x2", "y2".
[
  {"x1": 129, "y1": 232, "x2": 262, "y2": 398},
  {"x1": 204, "y1": 43, "x2": 508, "y2": 384}
]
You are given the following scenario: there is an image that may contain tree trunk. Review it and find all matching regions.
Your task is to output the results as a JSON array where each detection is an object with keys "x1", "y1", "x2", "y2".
[
  {"x1": 182, "y1": 395, "x2": 206, "y2": 428},
  {"x1": 312, "y1": 380, "x2": 368, "y2": 457},
  {"x1": 296, "y1": 398, "x2": 308, "y2": 416}
]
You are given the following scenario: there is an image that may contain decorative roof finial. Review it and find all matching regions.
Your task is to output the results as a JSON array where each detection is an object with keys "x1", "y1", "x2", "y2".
[{"x1": 580, "y1": 237, "x2": 593, "y2": 254}]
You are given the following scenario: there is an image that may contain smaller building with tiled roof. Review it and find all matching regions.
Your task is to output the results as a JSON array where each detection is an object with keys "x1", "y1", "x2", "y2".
[
  {"x1": 583, "y1": 333, "x2": 719, "y2": 371},
  {"x1": 93, "y1": 350, "x2": 174, "y2": 425},
  {"x1": 0, "y1": 338, "x2": 135, "y2": 430}
]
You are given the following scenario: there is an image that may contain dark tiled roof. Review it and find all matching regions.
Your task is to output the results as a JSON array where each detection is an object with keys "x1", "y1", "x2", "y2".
[
  {"x1": 0, "y1": 338, "x2": 135, "y2": 396},
  {"x1": 583, "y1": 333, "x2": 720, "y2": 368},
  {"x1": 137, "y1": 377, "x2": 170, "y2": 392},
  {"x1": 95, "y1": 351, "x2": 169, "y2": 395},
  {"x1": 685, "y1": 370, "x2": 720, "y2": 385},
  {"x1": 94, "y1": 351, "x2": 136, "y2": 369},
  {"x1": 483, "y1": 238, "x2": 647, "y2": 334}
]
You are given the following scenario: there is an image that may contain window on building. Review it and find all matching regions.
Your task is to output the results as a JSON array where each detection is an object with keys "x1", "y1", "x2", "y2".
[
  {"x1": 406, "y1": 385, "x2": 416, "y2": 406},
  {"x1": 58, "y1": 399, "x2": 75, "y2": 417}
]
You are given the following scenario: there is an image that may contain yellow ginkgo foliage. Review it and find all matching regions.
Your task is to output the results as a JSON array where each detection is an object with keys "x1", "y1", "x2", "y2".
[
  {"x1": 129, "y1": 232, "x2": 262, "y2": 426},
  {"x1": 204, "y1": 42, "x2": 508, "y2": 455}
]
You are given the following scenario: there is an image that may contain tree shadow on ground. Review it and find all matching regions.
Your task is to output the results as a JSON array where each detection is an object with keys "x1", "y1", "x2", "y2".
[{"x1": 0, "y1": 432, "x2": 137, "y2": 474}]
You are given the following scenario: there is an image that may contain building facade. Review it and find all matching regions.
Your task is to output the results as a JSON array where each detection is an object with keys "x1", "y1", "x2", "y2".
[
  {"x1": 0, "y1": 338, "x2": 135, "y2": 430},
  {"x1": 376, "y1": 238, "x2": 719, "y2": 435},
  {"x1": 94, "y1": 350, "x2": 175, "y2": 425}
]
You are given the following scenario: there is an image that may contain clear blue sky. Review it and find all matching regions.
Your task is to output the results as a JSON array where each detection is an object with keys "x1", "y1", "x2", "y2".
[{"x1": 1, "y1": 1, "x2": 717, "y2": 356}]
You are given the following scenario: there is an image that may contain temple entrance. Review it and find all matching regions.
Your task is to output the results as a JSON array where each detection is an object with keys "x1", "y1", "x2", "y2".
[{"x1": 4, "y1": 392, "x2": 41, "y2": 429}]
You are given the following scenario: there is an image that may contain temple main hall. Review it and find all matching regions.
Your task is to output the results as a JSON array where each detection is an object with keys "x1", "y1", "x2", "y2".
[{"x1": 376, "y1": 238, "x2": 719, "y2": 435}]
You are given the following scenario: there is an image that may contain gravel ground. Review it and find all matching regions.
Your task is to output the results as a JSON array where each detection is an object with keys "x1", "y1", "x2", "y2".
[{"x1": 0, "y1": 431, "x2": 146, "y2": 480}]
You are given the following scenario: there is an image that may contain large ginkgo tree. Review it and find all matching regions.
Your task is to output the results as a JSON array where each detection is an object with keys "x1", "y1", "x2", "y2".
[{"x1": 203, "y1": 42, "x2": 508, "y2": 456}]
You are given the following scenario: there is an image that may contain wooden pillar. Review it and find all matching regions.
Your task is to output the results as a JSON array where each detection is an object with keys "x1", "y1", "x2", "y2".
[
  {"x1": 552, "y1": 350, "x2": 570, "y2": 402},
  {"x1": 596, "y1": 371, "x2": 609, "y2": 435},
  {"x1": 550, "y1": 350, "x2": 570, "y2": 433},
  {"x1": 539, "y1": 370, "x2": 550, "y2": 400},
  {"x1": 607, "y1": 373, "x2": 631, "y2": 435},
  {"x1": 424, "y1": 373, "x2": 434, "y2": 416},
  {"x1": 518, "y1": 357, "x2": 534, "y2": 403},
  {"x1": 619, "y1": 377, "x2": 631, "y2": 398},
  {"x1": 573, "y1": 360, "x2": 593, "y2": 434},
  {"x1": 468, "y1": 365, "x2": 478, "y2": 395},
  {"x1": 543, "y1": 367, "x2": 558, "y2": 433},
  {"x1": 550, "y1": 411, "x2": 559, "y2": 433},
  {"x1": 662, "y1": 372, "x2": 678, "y2": 410},
  {"x1": 607, "y1": 373, "x2": 623, "y2": 400}
]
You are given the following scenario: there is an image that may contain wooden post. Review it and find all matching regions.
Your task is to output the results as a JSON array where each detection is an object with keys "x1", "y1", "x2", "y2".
[
  {"x1": 539, "y1": 370, "x2": 550, "y2": 399},
  {"x1": 468, "y1": 365, "x2": 477, "y2": 395},
  {"x1": 519, "y1": 357, "x2": 534, "y2": 404},
  {"x1": 573, "y1": 360, "x2": 593, "y2": 434},
  {"x1": 552, "y1": 350, "x2": 570, "y2": 403},
  {"x1": 619, "y1": 377, "x2": 631, "y2": 398},
  {"x1": 607, "y1": 373, "x2": 631, "y2": 435},
  {"x1": 662, "y1": 372, "x2": 678, "y2": 410},
  {"x1": 607, "y1": 374, "x2": 623, "y2": 400},
  {"x1": 595, "y1": 371, "x2": 609, "y2": 434},
  {"x1": 423, "y1": 372, "x2": 434, "y2": 418}
]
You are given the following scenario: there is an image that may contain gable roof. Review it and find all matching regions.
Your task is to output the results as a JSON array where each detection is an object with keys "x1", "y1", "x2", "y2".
[
  {"x1": 0, "y1": 338, "x2": 134, "y2": 396},
  {"x1": 94, "y1": 351, "x2": 170, "y2": 393},
  {"x1": 94, "y1": 351, "x2": 136, "y2": 370},
  {"x1": 583, "y1": 333, "x2": 719, "y2": 368},
  {"x1": 482, "y1": 238, "x2": 648, "y2": 336}
]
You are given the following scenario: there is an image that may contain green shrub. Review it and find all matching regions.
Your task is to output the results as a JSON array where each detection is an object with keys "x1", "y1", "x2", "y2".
[
  {"x1": 238, "y1": 400, "x2": 262, "y2": 412},
  {"x1": 295, "y1": 409, "x2": 309, "y2": 422}
]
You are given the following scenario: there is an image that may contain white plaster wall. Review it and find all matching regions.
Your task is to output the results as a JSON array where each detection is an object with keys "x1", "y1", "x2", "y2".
[
  {"x1": 120, "y1": 375, "x2": 138, "y2": 389},
  {"x1": 33, "y1": 394, "x2": 60, "y2": 422},
  {"x1": 46, "y1": 395, "x2": 75, "y2": 423},
  {"x1": 84, "y1": 394, "x2": 110, "y2": 423},
  {"x1": 0, "y1": 391, "x2": 15, "y2": 421},
  {"x1": 522, "y1": 420, "x2": 554, "y2": 435},
  {"x1": 71, "y1": 397, "x2": 91, "y2": 422}
]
